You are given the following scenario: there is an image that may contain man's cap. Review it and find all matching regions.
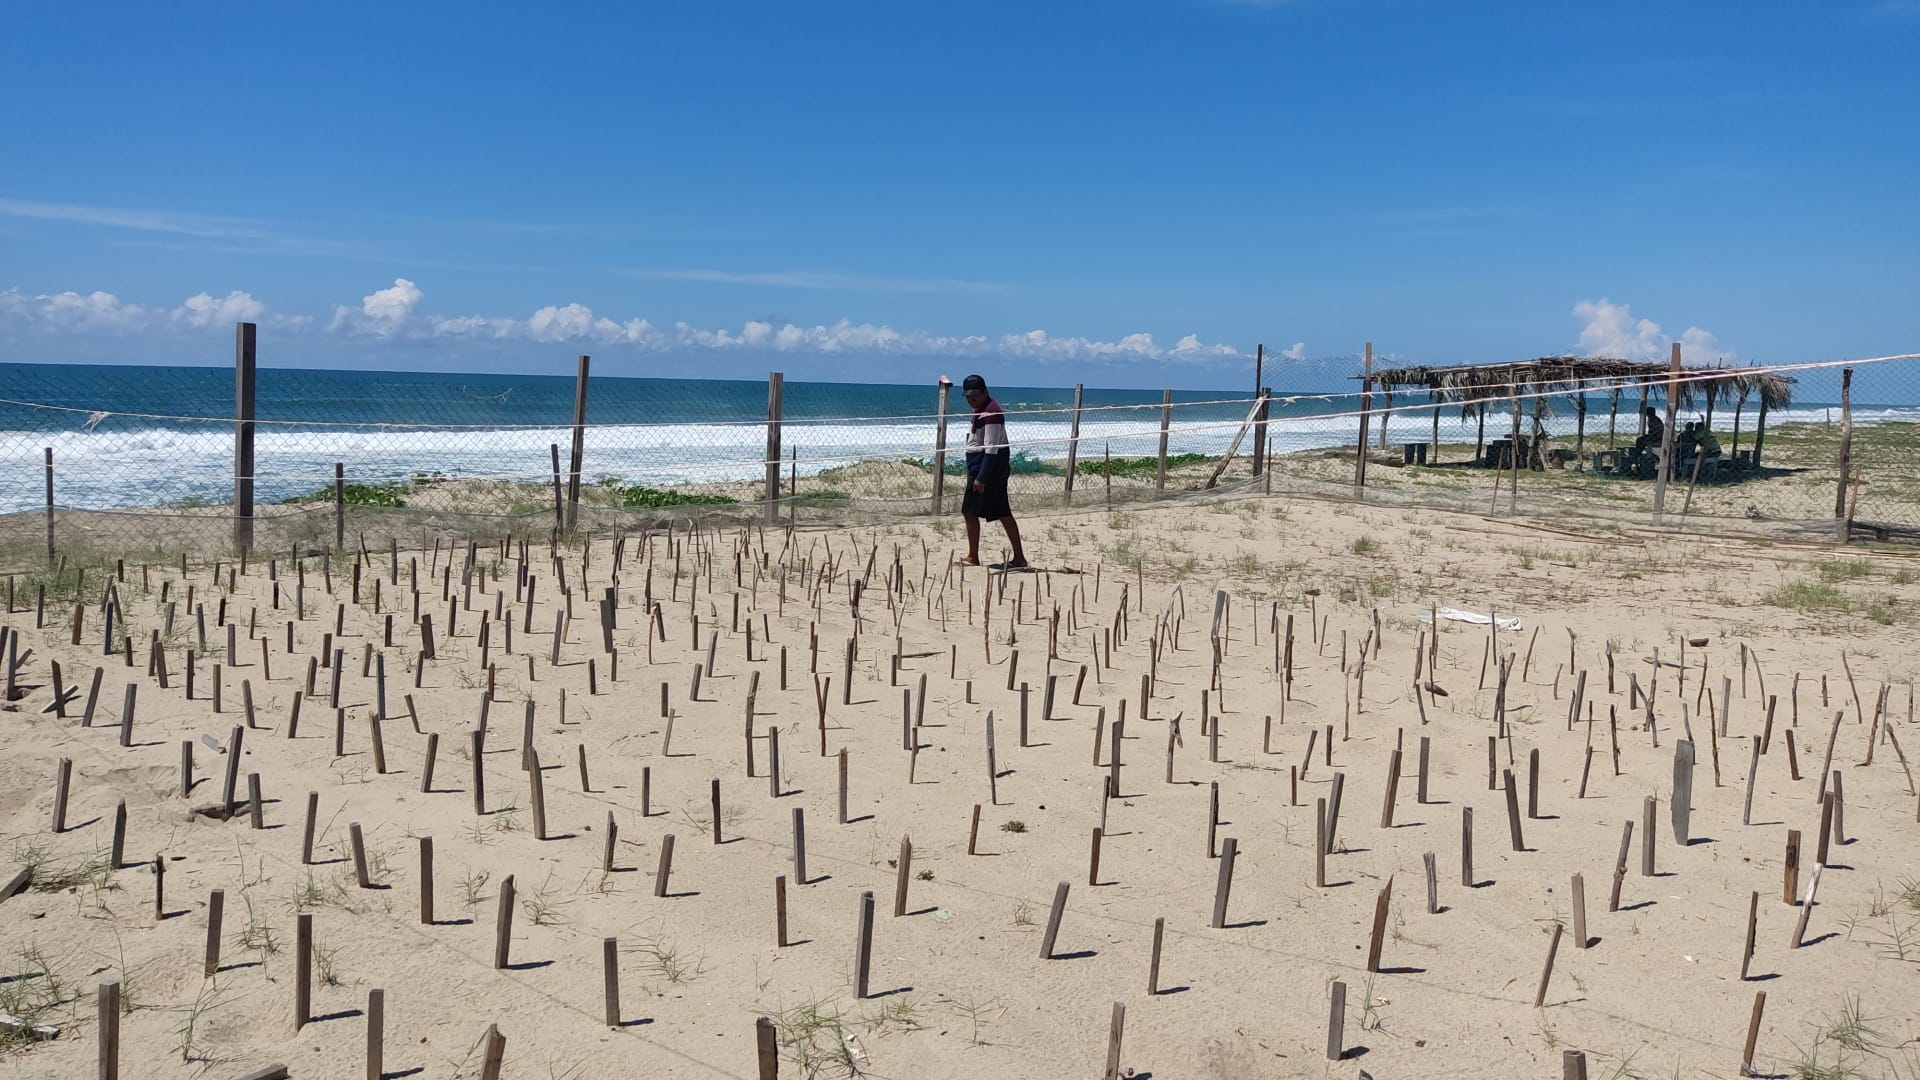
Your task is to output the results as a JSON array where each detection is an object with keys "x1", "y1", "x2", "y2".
[{"x1": 962, "y1": 374, "x2": 988, "y2": 392}]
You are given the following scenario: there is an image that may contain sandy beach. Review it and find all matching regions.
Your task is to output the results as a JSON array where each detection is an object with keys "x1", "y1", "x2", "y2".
[{"x1": 3, "y1": 492, "x2": 1917, "y2": 1079}]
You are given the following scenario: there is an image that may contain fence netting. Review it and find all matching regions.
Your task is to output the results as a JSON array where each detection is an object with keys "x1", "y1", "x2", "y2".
[{"x1": 2, "y1": 347, "x2": 1917, "y2": 569}]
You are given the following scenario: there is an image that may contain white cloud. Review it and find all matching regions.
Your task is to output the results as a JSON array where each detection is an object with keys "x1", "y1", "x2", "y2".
[
  {"x1": 331, "y1": 278, "x2": 423, "y2": 337},
  {"x1": 4, "y1": 276, "x2": 1247, "y2": 364},
  {"x1": 1677, "y1": 325, "x2": 1734, "y2": 365},
  {"x1": 1574, "y1": 298, "x2": 1737, "y2": 365},
  {"x1": 1278, "y1": 341, "x2": 1308, "y2": 361},
  {"x1": 0, "y1": 286, "x2": 270, "y2": 335},
  {"x1": 176, "y1": 290, "x2": 265, "y2": 328},
  {"x1": 1573, "y1": 297, "x2": 1667, "y2": 361}
]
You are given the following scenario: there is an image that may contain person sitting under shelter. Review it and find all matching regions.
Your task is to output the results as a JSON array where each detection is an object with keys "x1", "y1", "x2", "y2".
[{"x1": 1634, "y1": 407, "x2": 1665, "y2": 451}]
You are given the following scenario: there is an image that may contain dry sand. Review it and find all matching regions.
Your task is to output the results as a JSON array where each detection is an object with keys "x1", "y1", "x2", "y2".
[{"x1": 2, "y1": 494, "x2": 1918, "y2": 1079}]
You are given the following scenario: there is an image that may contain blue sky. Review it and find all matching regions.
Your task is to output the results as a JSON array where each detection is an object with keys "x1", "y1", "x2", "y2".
[{"x1": 1, "y1": 0, "x2": 1915, "y2": 391}]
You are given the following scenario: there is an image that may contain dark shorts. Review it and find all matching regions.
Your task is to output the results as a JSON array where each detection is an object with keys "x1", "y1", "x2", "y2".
[{"x1": 962, "y1": 476, "x2": 1012, "y2": 521}]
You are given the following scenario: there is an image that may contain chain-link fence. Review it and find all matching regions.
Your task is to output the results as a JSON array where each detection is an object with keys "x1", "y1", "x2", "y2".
[{"x1": 2, "y1": 331, "x2": 1916, "y2": 570}]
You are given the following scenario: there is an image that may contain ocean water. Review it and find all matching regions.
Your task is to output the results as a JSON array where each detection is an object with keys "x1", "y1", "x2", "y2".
[{"x1": 0, "y1": 362, "x2": 1910, "y2": 512}]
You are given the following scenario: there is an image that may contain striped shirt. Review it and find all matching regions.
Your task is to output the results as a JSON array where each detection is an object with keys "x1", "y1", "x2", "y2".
[{"x1": 965, "y1": 396, "x2": 1010, "y2": 482}]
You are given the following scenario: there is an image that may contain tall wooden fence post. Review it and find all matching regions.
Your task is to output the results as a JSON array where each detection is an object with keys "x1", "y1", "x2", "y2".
[
  {"x1": 1252, "y1": 390, "x2": 1269, "y2": 480},
  {"x1": 1250, "y1": 343, "x2": 1266, "y2": 477},
  {"x1": 234, "y1": 321, "x2": 257, "y2": 555},
  {"x1": 333, "y1": 463, "x2": 345, "y2": 547},
  {"x1": 1353, "y1": 342, "x2": 1373, "y2": 491},
  {"x1": 1653, "y1": 342, "x2": 1680, "y2": 519},
  {"x1": 931, "y1": 378, "x2": 951, "y2": 514},
  {"x1": 1154, "y1": 390, "x2": 1172, "y2": 493},
  {"x1": 765, "y1": 372, "x2": 783, "y2": 523},
  {"x1": 1063, "y1": 383, "x2": 1083, "y2": 504},
  {"x1": 1833, "y1": 366, "x2": 1853, "y2": 541},
  {"x1": 44, "y1": 446, "x2": 55, "y2": 562},
  {"x1": 566, "y1": 354, "x2": 590, "y2": 532}
]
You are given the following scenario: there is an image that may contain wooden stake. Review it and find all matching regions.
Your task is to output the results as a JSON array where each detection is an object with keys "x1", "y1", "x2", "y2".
[
  {"x1": 1783, "y1": 830, "x2": 1800, "y2": 904},
  {"x1": 1365, "y1": 876, "x2": 1392, "y2": 971},
  {"x1": 1503, "y1": 769, "x2": 1525, "y2": 851},
  {"x1": 1534, "y1": 922, "x2": 1564, "y2": 1007},
  {"x1": 1741, "y1": 991, "x2": 1767, "y2": 1077},
  {"x1": 654, "y1": 834, "x2": 676, "y2": 898},
  {"x1": 1640, "y1": 796, "x2": 1656, "y2": 877},
  {"x1": 204, "y1": 888, "x2": 225, "y2": 976},
  {"x1": 1326, "y1": 980, "x2": 1346, "y2": 1061},
  {"x1": 1790, "y1": 863, "x2": 1823, "y2": 947},
  {"x1": 493, "y1": 874, "x2": 516, "y2": 968},
  {"x1": 1740, "y1": 889, "x2": 1759, "y2": 980},
  {"x1": 97, "y1": 980, "x2": 120, "y2": 1080},
  {"x1": 1571, "y1": 873, "x2": 1588, "y2": 948},
  {"x1": 1040, "y1": 881, "x2": 1070, "y2": 958},
  {"x1": 602, "y1": 938, "x2": 621, "y2": 1028},
  {"x1": 419, "y1": 836, "x2": 434, "y2": 925},
  {"x1": 854, "y1": 890, "x2": 875, "y2": 998},
  {"x1": 1461, "y1": 806, "x2": 1474, "y2": 887},
  {"x1": 349, "y1": 822, "x2": 371, "y2": 887},
  {"x1": 1211, "y1": 837, "x2": 1237, "y2": 928},
  {"x1": 295, "y1": 912, "x2": 313, "y2": 1030}
]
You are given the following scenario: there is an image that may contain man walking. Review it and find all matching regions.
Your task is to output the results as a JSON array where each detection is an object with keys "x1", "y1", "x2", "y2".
[{"x1": 959, "y1": 374, "x2": 1027, "y2": 569}]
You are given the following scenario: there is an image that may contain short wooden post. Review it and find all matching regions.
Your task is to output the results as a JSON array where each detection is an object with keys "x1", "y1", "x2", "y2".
[
  {"x1": 1741, "y1": 991, "x2": 1766, "y2": 1076},
  {"x1": 204, "y1": 888, "x2": 225, "y2": 976},
  {"x1": 893, "y1": 836, "x2": 913, "y2": 917},
  {"x1": 1640, "y1": 796, "x2": 1656, "y2": 876},
  {"x1": 302, "y1": 791, "x2": 319, "y2": 864},
  {"x1": 1365, "y1": 877, "x2": 1392, "y2": 972},
  {"x1": 479, "y1": 1024, "x2": 506, "y2": 1080},
  {"x1": 295, "y1": 912, "x2": 313, "y2": 1030},
  {"x1": 1503, "y1": 769, "x2": 1525, "y2": 851},
  {"x1": 1783, "y1": 829, "x2": 1800, "y2": 904},
  {"x1": 1535, "y1": 921, "x2": 1564, "y2": 1006},
  {"x1": 1102, "y1": 1001, "x2": 1125, "y2": 1080},
  {"x1": 1381, "y1": 748, "x2": 1402, "y2": 827},
  {"x1": 366, "y1": 988, "x2": 384, "y2": 1080},
  {"x1": 1571, "y1": 873, "x2": 1588, "y2": 948},
  {"x1": 602, "y1": 937, "x2": 621, "y2": 1027},
  {"x1": 1313, "y1": 797, "x2": 1328, "y2": 887},
  {"x1": 471, "y1": 730, "x2": 486, "y2": 815},
  {"x1": 1211, "y1": 837, "x2": 1237, "y2": 928},
  {"x1": 493, "y1": 874, "x2": 516, "y2": 968},
  {"x1": 1790, "y1": 863, "x2": 1824, "y2": 948},
  {"x1": 419, "y1": 836, "x2": 434, "y2": 924},
  {"x1": 1148, "y1": 917, "x2": 1165, "y2": 994},
  {"x1": 51, "y1": 756, "x2": 72, "y2": 833},
  {"x1": 1740, "y1": 890, "x2": 1759, "y2": 980},
  {"x1": 349, "y1": 822, "x2": 371, "y2": 887},
  {"x1": 756, "y1": 1015, "x2": 779, "y2": 1080},
  {"x1": 1040, "y1": 881, "x2": 1070, "y2": 959},
  {"x1": 1326, "y1": 980, "x2": 1346, "y2": 1061},
  {"x1": 654, "y1": 834, "x2": 676, "y2": 897},
  {"x1": 854, "y1": 890, "x2": 875, "y2": 999},
  {"x1": 97, "y1": 980, "x2": 121, "y2": 1080},
  {"x1": 792, "y1": 807, "x2": 808, "y2": 884}
]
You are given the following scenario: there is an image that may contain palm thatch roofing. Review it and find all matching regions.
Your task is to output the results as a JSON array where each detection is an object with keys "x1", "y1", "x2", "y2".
[{"x1": 1360, "y1": 356, "x2": 1793, "y2": 411}]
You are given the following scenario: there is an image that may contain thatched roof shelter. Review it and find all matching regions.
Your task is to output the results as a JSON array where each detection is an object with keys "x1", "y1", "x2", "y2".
[
  {"x1": 1360, "y1": 356, "x2": 1793, "y2": 412},
  {"x1": 1355, "y1": 357, "x2": 1796, "y2": 466}
]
